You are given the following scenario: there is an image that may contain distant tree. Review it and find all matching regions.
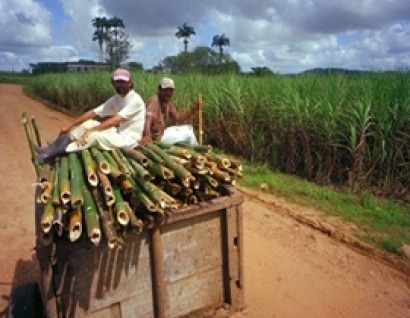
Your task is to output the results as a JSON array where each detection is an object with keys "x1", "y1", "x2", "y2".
[
  {"x1": 211, "y1": 33, "x2": 230, "y2": 55},
  {"x1": 175, "y1": 22, "x2": 196, "y2": 52},
  {"x1": 128, "y1": 61, "x2": 144, "y2": 71},
  {"x1": 250, "y1": 66, "x2": 274, "y2": 76},
  {"x1": 152, "y1": 46, "x2": 240, "y2": 75},
  {"x1": 105, "y1": 30, "x2": 132, "y2": 68},
  {"x1": 92, "y1": 17, "x2": 109, "y2": 62},
  {"x1": 107, "y1": 16, "x2": 125, "y2": 69}
]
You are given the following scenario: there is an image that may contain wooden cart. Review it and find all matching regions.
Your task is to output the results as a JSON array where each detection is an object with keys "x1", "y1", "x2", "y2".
[{"x1": 12, "y1": 187, "x2": 244, "y2": 318}]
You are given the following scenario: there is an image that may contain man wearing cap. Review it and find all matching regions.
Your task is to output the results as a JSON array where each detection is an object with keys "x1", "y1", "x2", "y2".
[
  {"x1": 141, "y1": 77, "x2": 202, "y2": 146},
  {"x1": 36, "y1": 68, "x2": 146, "y2": 164}
]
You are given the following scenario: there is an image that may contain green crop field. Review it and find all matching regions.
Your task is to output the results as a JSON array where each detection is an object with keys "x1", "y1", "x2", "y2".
[{"x1": 24, "y1": 70, "x2": 410, "y2": 200}]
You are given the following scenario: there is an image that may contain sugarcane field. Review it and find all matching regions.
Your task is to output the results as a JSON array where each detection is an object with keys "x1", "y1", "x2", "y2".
[{"x1": 1, "y1": 82, "x2": 409, "y2": 318}]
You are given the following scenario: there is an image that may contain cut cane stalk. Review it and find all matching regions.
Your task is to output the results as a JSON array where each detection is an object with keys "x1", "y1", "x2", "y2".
[
  {"x1": 90, "y1": 147, "x2": 110, "y2": 174},
  {"x1": 58, "y1": 156, "x2": 71, "y2": 205},
  {"x1": 41, "y1": 200, "x2": 55, "y2": 234},
  {"x1": 81, "y1": 149, "x2": 98, "y2": 187},
  {"x1": 69, "y1": 206, "x2": 83, "y2": 242}
]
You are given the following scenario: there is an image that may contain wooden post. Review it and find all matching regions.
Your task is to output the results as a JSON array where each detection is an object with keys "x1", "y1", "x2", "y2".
[
  {"x1": 150, "y1": 225, "x2": 166, "y2": 318},
  {"x1": 198, "y1": 93, "x2": 203, "y2": 145}
]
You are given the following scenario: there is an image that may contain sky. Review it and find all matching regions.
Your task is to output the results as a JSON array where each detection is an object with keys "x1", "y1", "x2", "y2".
[{"x1": 1, "y1": 0, "x2": 410, "y2": 74}]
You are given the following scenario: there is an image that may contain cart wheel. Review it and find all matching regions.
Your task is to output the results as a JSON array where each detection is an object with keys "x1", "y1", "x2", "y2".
[{"x1": 9, "y1": 282, "x2": 45, "y2": 318}]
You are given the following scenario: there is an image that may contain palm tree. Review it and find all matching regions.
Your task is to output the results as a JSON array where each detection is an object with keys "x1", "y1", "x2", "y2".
[
  {"x1": 211, "y1": 33, "x2": 230, "y2": 55},
  {"x1": 92, "y1": 17, "x2": 109, "y2": 62},
  {"x1": 108, "y1": 16, "x2": 125, "y2": 68},
  {"x1": 175, "y1": 22, "x2": 196, "y2": 52}
]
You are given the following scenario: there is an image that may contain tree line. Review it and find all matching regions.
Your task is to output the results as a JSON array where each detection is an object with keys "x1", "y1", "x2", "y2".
[
  {"x1": 91, "y1": 17, "x2": 238, "y2": 74},
  {"x1": 30, "y1": 17, "x2": 275, "y2": 76}
]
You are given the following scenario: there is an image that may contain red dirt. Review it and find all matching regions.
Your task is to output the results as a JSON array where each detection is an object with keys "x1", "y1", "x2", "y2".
[{"x1": 0, "y1": 84, "x2": 409, "y2": 318}]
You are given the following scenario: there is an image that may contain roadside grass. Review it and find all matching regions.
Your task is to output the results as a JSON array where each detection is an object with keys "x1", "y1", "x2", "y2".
[{"x1": 240, "y1": 162, "x2": 410, "y2": 256}]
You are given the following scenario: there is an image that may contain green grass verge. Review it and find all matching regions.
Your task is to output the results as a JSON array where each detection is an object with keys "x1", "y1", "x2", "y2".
[{"x1": 239, "y1": 163, "x2": 410, "y2": 256}]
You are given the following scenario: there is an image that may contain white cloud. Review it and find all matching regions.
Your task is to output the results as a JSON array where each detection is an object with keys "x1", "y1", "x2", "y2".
[{"x1": 0, "y1": 0, "x2": 52, "y2": 49}]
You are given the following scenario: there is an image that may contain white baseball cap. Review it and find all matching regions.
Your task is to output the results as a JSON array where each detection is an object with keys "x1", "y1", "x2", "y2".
[
  {"x1": 113, "y1": 68, "x2": 131, "y2": 82},
  {"x1": 159, "y1": 77, "x2": 175, "y2": 89}
]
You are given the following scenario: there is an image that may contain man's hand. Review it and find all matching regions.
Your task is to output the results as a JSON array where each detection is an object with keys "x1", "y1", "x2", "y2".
[
  {"x1": 193, "y1": 100, "x2": 203, "y2": 112},
  {"x1": 139, "y1": 135, "x2": 152, "y2": 146},
  {"x1": 60, "y1": 123, "x2": 74, "y2": 134},
  {"x1": 76, "y1": 129, "x2": 93, "y2": 147}
]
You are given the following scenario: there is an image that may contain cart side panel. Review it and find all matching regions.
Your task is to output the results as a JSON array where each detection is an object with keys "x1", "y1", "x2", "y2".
[
  {"x1": 39, "y1": 232, "x2": 154, "y2": 318},
  {"x1": 162, "y1": 211, "x2": 225, "y2": 317}
]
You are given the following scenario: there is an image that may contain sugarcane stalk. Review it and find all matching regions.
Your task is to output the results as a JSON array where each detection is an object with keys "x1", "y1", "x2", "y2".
[
  {"x1": 96, "y1": 169, "x2": 115, "y2": 206},
  {"x1": 31, "y1": 115, "x2": 42, "y2": 147},
  {"x1": 82, "y1": 185, "x2": 101, "y2": 246},
  {"x1": 128, "y1": 158, "x2": 151, "y2": 181},
  {"x1": 220, "y1": 166, "x2": 243, "y2": 178},
  {"x1": 91, "y1": 187, "x2": 117, "y2": 249},
  {"x1": 202, "y1": 174, "x2": 219, "y2": 188},
  {"x1": 39, "y1": 167, "x2": 55, "y2": 203},
  {"x1": 186, "y1": 148, "x2": 206, "y2": 164},
  {"x1": 112, "y1": 185, "x2": 130, "y2": 226},
  {"x1": 68, "y1": 206, "x2": 83, "y2": 242},
  {"x1": 53, "y1": 206, "x2": 66, "y2": 237},
  {"x1": 146, "y1": 160, "x2": 174, "y2": 180},
  {"x1": 169, "y1": 155, "x2": 190, "y2": 167},
  {"x1": 153, "y1": 140, "x2": 173, "y2": 149},
  {"x1": 69, "y1": 153, "x2": 84, "y2": 208},
  {"x1": 103, "y1": 150, "x2": 125, "y2": 181},
  {"x1": 111, "y1": 149, "x2": 131, "y2": 177},
  {"x1": 187, "y1": 166, "x2": 209, "y2": 176},
  {"x1": 127, "y1": 177, "x2": 157, "y2": 212},
  {"x1": 58, "y1": 156, "x2": 71, "y2": 205},
  {"x1": 122, "y1": 147, "x2": 149, "y2": 166},
  {"x1": 205, "y1": 152, "x2": 231, "y2": 169},
  {"x1": 121, "y1": 177, "x2": 136, "y2": 194},
  {"x1": 38, "y1": 164, "x2": 51, "y2": 187},
  {"x1": 21, "y1": 112, "x2": 40, "y2": 176},
  {"x1": 163, "y1": 182, "x2": 182, "y2": 196},
  {"x1": 146, "y1": 143, "x2": 193, "y2": 187},
  {"x1": 125, "y1": 203, "x2": 144, "y2": 230},
  {"x1": 164, "y1": 148, "x2": 192, "y2": 160},
  {"x1": 135, "y1": 178, "x2": 167, "y2": 210},
  {"x1": 116, "y1": 148, "x2": 136, "y2": 175},
  {"x1": 90, "y1": 147, "x2": 110, "y2": 174},
  {"x1": 81, "y1": 149, "x2": 98, "y2": 187},
  {"x1": 140, "y1": 145, "x2": 165, "y2": 164},
  {"x1": 198, "y1": 93, "x2": 203, "y2": 145},
  {"x1": 210, "y1": 166, "x2": 231, "y2": 182},
  {"x1": 51, "y1": 159, "x2": 61, "y2": 206},
  {"x1": 41, "y1": 200, "x2": 55, "y2": 234}
]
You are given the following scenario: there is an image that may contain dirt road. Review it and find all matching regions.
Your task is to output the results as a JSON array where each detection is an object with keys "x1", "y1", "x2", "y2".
[{"x1": 0, "y1": 84, "x2": 409, "y2": 318}]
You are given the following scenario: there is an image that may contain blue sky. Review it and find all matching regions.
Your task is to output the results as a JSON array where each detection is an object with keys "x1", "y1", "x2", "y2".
[{"x1": 1, "y1": 0, "x2": 410, "y2": 73}]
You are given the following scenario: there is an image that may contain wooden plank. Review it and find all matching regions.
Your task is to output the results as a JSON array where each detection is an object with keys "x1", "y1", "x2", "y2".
[
  {"x1": 225, "y1": 205, "x2": 245, "y2": 311},
  {"x1": 150, "y1": 225, "x2": 167, "y2": 318},
  {"x1": 161, "y1": 211, "x2": 226, "y2": 316},
  {"x1": 167, "y1": 267, "x2": 224, "y2": 317}
]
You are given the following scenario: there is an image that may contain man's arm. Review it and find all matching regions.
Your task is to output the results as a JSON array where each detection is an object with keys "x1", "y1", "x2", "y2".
[
  {"x1": 60, "y1": 109, "x2": 96, "y2": 134},
  {"x1": 174, "y1": 101, "x2": 202, "y2": 124},
  {"x1": 76, "y1": 114, "x2": 124, "y2": 147},
  {"x1": 140, "y1": 115, "x2": 153, "y2": 145}
]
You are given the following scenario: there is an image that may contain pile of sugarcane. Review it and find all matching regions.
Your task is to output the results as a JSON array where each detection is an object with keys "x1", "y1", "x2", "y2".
[
  {"x1": 35, "y1": 143, "x2": 242, "y2": 248},
  {"x1": 23, "y1": 111, "x2": 242, "y2": 248}
]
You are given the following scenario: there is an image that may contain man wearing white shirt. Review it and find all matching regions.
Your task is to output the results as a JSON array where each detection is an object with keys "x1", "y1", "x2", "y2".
[{"x1": 36, "y1": 68, "x2": 146, "y2": 164}]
